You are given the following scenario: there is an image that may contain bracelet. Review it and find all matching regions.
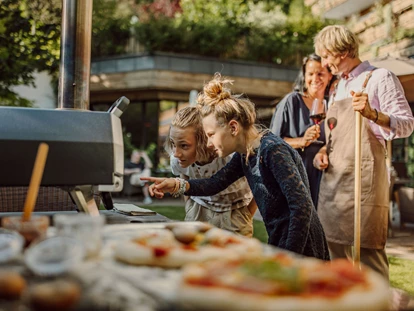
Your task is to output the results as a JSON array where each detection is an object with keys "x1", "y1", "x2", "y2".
[
  {"x1": 373, "y1": 108, "x2": 379, "y2": 123},
  {"x1": 178, "y1": 178, "x2": 186, "y2": 195},
  {"x1": 172, "y1": 178, "x2": 180, "y2": 194},
  {"x1": 172, "y1": 178, "x2": 186, "y2": 198}
]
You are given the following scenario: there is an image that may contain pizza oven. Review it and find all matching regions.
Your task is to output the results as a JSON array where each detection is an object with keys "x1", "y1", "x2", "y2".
[{"x1": 0, "y1": 96, "x2": 130, "y2": 212}]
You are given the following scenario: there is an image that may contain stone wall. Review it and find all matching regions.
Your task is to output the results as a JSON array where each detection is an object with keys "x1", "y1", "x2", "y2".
[{"x1": 306, "y1": 0, "x2": 414, "y2": 60}]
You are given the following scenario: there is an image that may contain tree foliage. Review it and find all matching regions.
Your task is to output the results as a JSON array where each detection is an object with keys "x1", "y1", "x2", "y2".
[
  {"x1": 0, "y1": 0, "x2": 61, "y2": 106},
  {"x1": 0, "y1": 0, "x2": 133, "y2": 105},
  {"x1": 0, "y1": 0, "x2": 330, "y2": 106},
  {"x1": 91, "y1": 0, "x2": 132, "y2": 58},
  {"x1": 132, "y1": 0, "x2": 331, "y2": 66}
]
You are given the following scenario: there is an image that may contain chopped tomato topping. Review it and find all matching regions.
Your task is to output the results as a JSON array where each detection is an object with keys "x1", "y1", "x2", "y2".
[
  {"x1": 186, "y1": 278, "x2": 215, "y2": 287},
  {"x1": 153, "y1": 247, "x2": 169, "y2": 257},
  {"x1": 306, "y1": 280, "x2": 345, "y2": 298}
]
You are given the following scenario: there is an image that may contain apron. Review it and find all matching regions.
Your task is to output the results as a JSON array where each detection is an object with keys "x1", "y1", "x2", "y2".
[{"x1": 318, "y1": 70, "x2": 389, "y2": 249}]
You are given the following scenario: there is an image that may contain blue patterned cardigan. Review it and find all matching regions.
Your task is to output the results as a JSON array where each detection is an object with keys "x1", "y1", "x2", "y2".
[{"x1": 186, "y1": 132, "x2": 329, "y2": 260}]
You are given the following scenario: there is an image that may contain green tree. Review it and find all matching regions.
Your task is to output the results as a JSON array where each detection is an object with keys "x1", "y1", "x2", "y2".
[
  {"x1": 133, "y1": 0, "x2": 331, "y2": 66},
  {"x1": 91, "y1": 0, "x2": 132, "y2": 58},
  {"x1": 0, "y1": 0, "x2": 61, "y2": 106},
  {"x1": 0, "y1": 0, "x2": 132, "y2": 106}
]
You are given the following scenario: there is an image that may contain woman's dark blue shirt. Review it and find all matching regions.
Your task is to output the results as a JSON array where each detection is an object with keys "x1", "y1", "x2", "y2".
[{"x1": 270, "y1": 92, "x2": 325, "y2": 208}]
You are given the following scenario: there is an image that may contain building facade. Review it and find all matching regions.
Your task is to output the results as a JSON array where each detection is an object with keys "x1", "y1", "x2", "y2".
[{"x1": 89, "y1": 52, "x2": 298, "y2": 166}]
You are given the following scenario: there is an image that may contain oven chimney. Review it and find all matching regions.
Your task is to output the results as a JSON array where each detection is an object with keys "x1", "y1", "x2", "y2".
[{"x1": 58, "y1": 0, "x2": 93, "y2": 110}]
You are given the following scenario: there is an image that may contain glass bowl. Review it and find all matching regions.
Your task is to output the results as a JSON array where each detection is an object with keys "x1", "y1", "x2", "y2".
[
  {"x1": 24, "y1": 236, "x2": 84, "y2": 276},
  {"x1": 0, "y1": 228, "x2": 24, "y2": 263}
]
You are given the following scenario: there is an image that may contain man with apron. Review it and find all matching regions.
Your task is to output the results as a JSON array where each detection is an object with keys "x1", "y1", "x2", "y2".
[{"x1": 313, "y1": 25, "x2": 414, "y2": 280}]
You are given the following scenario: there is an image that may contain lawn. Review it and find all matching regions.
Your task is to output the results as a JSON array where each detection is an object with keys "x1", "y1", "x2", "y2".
[{"x1": 146, "y1": 205, "x2": 414, "y2": 296}]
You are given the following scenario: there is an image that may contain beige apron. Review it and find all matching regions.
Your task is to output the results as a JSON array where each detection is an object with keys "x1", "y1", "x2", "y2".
[{"x1": 318, "y1": 71, "x2": 389, "y2": 249}]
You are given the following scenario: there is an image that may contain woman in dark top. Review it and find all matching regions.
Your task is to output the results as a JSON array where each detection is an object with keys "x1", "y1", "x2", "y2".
[
  {"x1": 270, "y1": 54, "x2": 334, "y2": 208},
  {"x1": 143, "y1": 74, "x2": 329, "y2": 260}
]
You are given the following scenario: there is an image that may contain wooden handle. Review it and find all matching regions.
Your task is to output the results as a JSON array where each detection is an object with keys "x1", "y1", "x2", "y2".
[
  {"x1": 353, "y1": 112, "x2": 362, "y2": 267},
  {"x1": 22, "y1": 143, "x2": 49, "y2": 221}
]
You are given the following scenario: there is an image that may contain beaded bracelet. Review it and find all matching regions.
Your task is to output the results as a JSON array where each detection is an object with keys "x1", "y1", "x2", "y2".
[
  {"x1": 171, "y1": 178, "x2": 186, "y2": 198},
  {"x1": 178, "y1": 178, "x2": 186, "y2": 196}
]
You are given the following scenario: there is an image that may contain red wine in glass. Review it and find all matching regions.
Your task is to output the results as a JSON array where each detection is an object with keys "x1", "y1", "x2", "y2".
[
  {"x1": 310, "y1": 112, "x2": 326, "y2": 125},
  {"x1": 309, "y1": 99, "x2": 327, "y2": 143}
]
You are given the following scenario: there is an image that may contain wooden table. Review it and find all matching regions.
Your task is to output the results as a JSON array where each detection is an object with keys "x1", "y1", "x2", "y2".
[{"x1": 0, "y1": 209, "x2": 172, "y2": 225}]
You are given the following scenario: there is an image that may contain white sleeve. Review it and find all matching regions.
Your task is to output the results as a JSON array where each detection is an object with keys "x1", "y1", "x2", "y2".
[
  {"x1": 377, "y1": 71, "x2": 414, "y2": 140},
  {"x1": 170, "y1": 155, "x2": 181, "y2": 176},
  {"x1": 170, "y1": 154, "x2": 191, "y2": 177}
]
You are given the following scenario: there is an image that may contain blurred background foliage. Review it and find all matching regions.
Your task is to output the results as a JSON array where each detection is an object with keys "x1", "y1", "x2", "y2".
[
  {"x1": 0, "y1": 0, "x2": 332, "y2": 106},
  {"x1": 131, "y1": 0, "x2": 329, "y2": 63},
  {"x1": 0, "y1": 0, "x2": 61, "y2": 107}
]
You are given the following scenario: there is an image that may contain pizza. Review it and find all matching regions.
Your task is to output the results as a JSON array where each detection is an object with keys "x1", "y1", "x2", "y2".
[
  {"x1": 114, "y1": 225, "x2": 263, "y2": 268},
  {"x1": 177, "y1": 254, "x2": 390, "y2": 311}
]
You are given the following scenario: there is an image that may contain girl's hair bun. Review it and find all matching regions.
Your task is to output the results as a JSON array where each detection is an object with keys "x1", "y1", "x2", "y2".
[{"x1": 203, "y1": 73, "x2": 233, "y2": 102}]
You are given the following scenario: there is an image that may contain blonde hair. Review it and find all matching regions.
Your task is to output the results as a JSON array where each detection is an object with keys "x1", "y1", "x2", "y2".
[
  {"x1": 164, "y1": 106, "x2": 214, "y2": 164},
  {"x1": 197, "y1": 73, "x2": 264, "y2": 160},
  {"x1": 314, "y1": 25, "x2": 359, "y2": 58}
]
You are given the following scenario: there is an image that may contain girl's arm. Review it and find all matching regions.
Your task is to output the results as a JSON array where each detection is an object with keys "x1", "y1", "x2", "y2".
[
  {"x1": 180, "y1": 173, "x2": 190, "y2": 202},
  {"x1": 141, "y1": 154, "x2": 245, "y2": 198},
  {"x1": 186, "y1": 153, "x2": 245, "y2": 197}
]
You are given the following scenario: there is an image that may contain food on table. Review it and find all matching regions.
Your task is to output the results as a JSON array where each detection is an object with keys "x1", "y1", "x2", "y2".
[
  {"x1": 165, "y1": 222, "x2": 213, "y2": 234},
  {"x1": 25, "y1": 236, "x2": 85, "y2": 277},
  {"x1": 0, "y1": 228, "x2": 24, "y2": 263},
  {"x1": 177, "y1": 255, "x2": 390, "y2": 311},
  {"x1": 1, "y1": 215, "x2": 49, "y2": 247},
  {"x1": 114, "y1": 227, "x2": 263, "y2": 268},
  {"x1": 28, "y1": 280, "x2": 81, "y2": 311},
  {"x1": 0, "y1": 271, "x2": 27, "y2": 300}
]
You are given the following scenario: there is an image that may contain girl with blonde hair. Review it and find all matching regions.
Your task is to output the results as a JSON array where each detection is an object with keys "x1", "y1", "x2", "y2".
[
  {"x1": 164, "y1": 106, "x2": 256, "y2": 237},
  {"x1": 143, "y1": 74, "x2": 329, "y2": 259}
]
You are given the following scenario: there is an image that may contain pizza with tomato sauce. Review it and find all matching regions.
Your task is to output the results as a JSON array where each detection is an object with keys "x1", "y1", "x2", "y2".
[
  {"x1": 177, "y1": 255, "x2": 390, "y2": 311},
  {"x1": 114, "y1": 226, "x2": 263, "y2": 268}
]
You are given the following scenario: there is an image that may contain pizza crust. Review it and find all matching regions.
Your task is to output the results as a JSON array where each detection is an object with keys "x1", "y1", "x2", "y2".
[
  {"x1": 114, "y1": 228, "x2": 263, "y2": 268},
  {"x1": 115, "y1": 240, "x2": 204, "y2": 268},
  {"x1": 177, "y1": 261, "x2": 390, "y2": 311},
  {"x1": 178, "y1": 268, "x2": 389, "y2": 311}
]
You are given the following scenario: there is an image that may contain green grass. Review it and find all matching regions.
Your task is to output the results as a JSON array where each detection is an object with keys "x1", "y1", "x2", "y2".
[
  {"x1": 389, "y1": 256, "x2": 414, "y2": 296},
  {"x1": 146, "y1": 206, "x2": 186, "y2": 222},
  {"x1": 147, "y1": 205, "x2": 414, "y2": 296}
]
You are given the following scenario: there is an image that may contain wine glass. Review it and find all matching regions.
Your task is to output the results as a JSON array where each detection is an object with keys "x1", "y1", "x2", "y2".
[{"x1": 309, "y1": 98, "x2": 326, "y2": 144}]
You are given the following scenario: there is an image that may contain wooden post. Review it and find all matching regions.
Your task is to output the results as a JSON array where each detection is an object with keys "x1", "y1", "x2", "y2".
[{"x1": 353, "y1": 112, "x2": 362, "y2": 268}]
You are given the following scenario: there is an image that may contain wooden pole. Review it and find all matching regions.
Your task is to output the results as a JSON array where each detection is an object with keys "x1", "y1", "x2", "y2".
[
  {"x1": 22, "y1": 143, "x2": 49, "y2": 221},
  {"x1": 353, "y1": 112, "x2": 362, "y2": 268}
]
